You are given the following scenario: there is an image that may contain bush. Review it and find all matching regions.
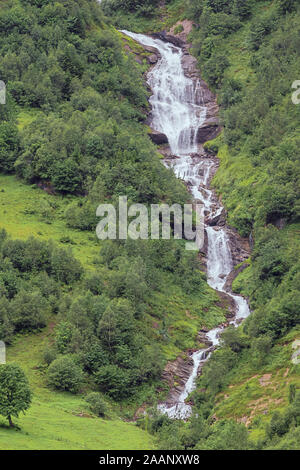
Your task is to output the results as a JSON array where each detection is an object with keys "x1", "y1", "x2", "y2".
[
  {"x1": 43, "y1": 345, "x2": 57, "y2": 366},
  {"x1": 220, "y1": 326, "x2": 249, "y2": 353},
  {"x1": 50, "y1": 247, "x2": 83, "y2": 284},
  {"x1": 247, "y1": 12, "x2": 279, "y2": 50},
  {"x1": 94, "y1": 364, "x2": 133, "y2": 400},
  {"x1": 47, "y1": 356, "x2": 84, "y2": 393},
  {"x1": 204, "y1": 52, "x2": 229, "y2": 87},
  {"x1": 85, "y1": 392, "x2": 108, "y2": 417},
  {"x1": 174, "y1": 24, "x2": 184, "y2": 35}
]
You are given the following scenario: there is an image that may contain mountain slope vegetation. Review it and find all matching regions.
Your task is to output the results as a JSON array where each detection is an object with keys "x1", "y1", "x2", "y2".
[
  {"x1": 124, "y1": 0, "x2": 299, "y2": 450},
  {"x1": 0, "y1": 0, "x2": 299, "y2": 451},
  {"x1": 0, "y1": 0, "x2": 225, "y2": 449}
]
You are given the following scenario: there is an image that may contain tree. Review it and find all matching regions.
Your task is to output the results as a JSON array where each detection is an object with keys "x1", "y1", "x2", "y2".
[
  {"x1": 289, "y1": 384, "x2": 296, "y2": 404},
  {"x1": 52, "y1": 158, "x2": 82, "y2": 194},
  {"x1": 97, "y1": 298, "x2": 134, "y2": 352},
  {"x1": 0, "y1": 122, "x2": 20, "y2": 173},
  {"x1": 251, "y1": 335, "x2": 272, "y2": 366},
  {"x1": 10, "y1": 289, "x2": 50, "y2": 332},
  {"x1": 196, "y1": 419, "x2": 250, "y2": 450},
  {"x1": 278, "y1": 0, "x2": 298, "y2": 14},
  {"x1": 0, "y1": 364, "x2": 32, "y2": 427},
  {"x1": 50, "y1": 246, "x2": 83, "y2": 284},
  {"x1": 0, "y1": 297, "x2": 14, "y2": 344}
]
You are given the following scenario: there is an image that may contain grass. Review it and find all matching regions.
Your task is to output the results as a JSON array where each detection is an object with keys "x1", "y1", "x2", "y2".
[
  {"x1": 148, "y1": 282, "x2": 226, "y2": 361},
  {"x1": 17, "y1": 109, "x2": 42, "y2": 131},
  {"x1": 0, "y1": 174, "x2": 100, "y2": 269},
  {"x1": 213, "y1": 327, "x2": 300, "y2": 443},
  {"x1": 199, "y1": 3, "x2": 300, "y2": 441},
  {"x1": 0, "y1": 324, "x2": 155, "y2": 450},
  {"x1": 107, "y1": 0, "x2": 185, "y2": 33}
]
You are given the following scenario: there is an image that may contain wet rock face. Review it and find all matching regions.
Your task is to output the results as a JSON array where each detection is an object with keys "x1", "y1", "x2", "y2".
[
  {"x1": 227, "y1": 228, "x2": 250, "y2": 266},
  {"x1": 148, "y1": 129, "x2": 169, "y2": 145},
  {"x1": 224, "y1": 263, "x2": 250, "y2": 294},
  {"x1": 169, "y1": 20, "x2": 195, "y2": 44},
  {"x1": 169, "y1": 28, "x2": 222, "y2": 146},
  {"x1": 196, "y1": 124, "x2": 221, "y2": 144},
  {"x1": 123, "y1": 42, "x2": 160, "y2": 65},
  {"x1": 146, "y1": 25, "x2": 221, "y2": 149},
  {"x1": 162, "y1": 346, "x2": 215, "y2": 407},
  {"x1": 206, "y1": 208, "x2": 226, "y2": 227},
  {"x1": 128, "y1": 27, "x2": 251, "y2": 414},
  {"x1": 151, "y1": 32, "x2": 185, "y2": 48},
  {"x1": 162, "y1": 355, "x2": 194, "y2": 406}
]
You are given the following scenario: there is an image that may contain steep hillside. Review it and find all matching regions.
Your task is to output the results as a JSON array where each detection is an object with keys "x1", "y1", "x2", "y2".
[
  {"x1": 191, "y1": 0, "x2": 300, "y2": 448},
  {"x1": 109, "y1": 0, "x2": 300, "y2": 450},
  {"x1": 0, "y1": 0, "x2": 226, "y2": 449},
  {"x1": 0, "y1": 0, "x2": 299, "y2": 451}
]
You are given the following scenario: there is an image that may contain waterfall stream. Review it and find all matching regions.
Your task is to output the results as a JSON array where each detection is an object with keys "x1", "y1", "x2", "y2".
[{"x1": 122, "y1": 30, "x2": 251, "y2": 419}]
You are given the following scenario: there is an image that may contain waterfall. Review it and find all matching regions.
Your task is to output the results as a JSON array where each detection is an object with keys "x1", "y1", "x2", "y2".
[
  {"x1": 121, "y1": 31, "x2": 206, "y2": 156},
  {"x1": 122, "y1": 30, "x2": 251, "y2": 420}
]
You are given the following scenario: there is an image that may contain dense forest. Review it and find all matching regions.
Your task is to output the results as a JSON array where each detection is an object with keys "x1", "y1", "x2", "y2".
[{"x1": 0, "y1": 0, "x2": 299, "y2": 451}]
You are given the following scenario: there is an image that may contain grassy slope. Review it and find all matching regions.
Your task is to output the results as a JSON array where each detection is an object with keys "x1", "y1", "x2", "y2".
[
  {"x1": 0, "y1": 171, "x2": 226, "y2": 360},
  {"x1": 3, "y1": 0, "x2": 296, "y2": 449},
  {"x1": 97, "y1": 0, "x2": 300, "y2": 447},
  {"x1": 214, "y1": 327, "x2": 300, "y2": 442},
  {"x1": 0, "y1": 1, "x2": 156, "y2": 449},
  {"x1": 106, "y1": 0, "x2": 184, "y2": 33},
  {"x1": 0, "y1": 174, "x2": 99, "y2": 270},
  {"x1": 0, "y1": 324, "x2": 155, "y2": 450},
  {"x1": 0, "y1": 170, "x2": 226, "y2": 446}
]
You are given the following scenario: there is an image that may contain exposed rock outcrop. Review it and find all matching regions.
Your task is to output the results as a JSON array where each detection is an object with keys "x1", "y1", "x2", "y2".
[
  {"x1": 148, "y1": 53, "x2": 158, "y2": 64},
  {"x1": 148, "y1": 129, "x2": 169, "y2": 145},
  {"x1": 162, "y1": 355, "x2": 193, "y2": 406},
  {"x1": 227, "y1": 228, "x2": 250, "y2": 266},
  {"x1": 206, "y1": 208, "x2": 226, "y2": 227}
]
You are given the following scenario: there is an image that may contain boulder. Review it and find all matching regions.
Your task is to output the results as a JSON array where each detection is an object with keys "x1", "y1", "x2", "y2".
[
  {"x1": 196, "y1": 124, "x2": 221, "y2": 144},
  {"x1": 151, "y1": 32, "x2": 185, "y2": 48},
  {"x1": 206, "y1": 208, "x2": 226, "y2": 227},
  {"x1": 148, "y1": 54, "x2": 158, "y2": 64},
  {"x1": 148, "y1": 129, "x2": 169, "y2": 145}
]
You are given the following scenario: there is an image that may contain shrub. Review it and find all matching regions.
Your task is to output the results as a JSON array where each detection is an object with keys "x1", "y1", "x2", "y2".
[
  {"x1": 43, "y1": 345, "x2": 57, "y2": 366},
  {"x1": 85, "y1": 392, "x2": 108, "y2": 417},
  {"x1": 94, "y1": 364, "x2": 133, "y2": 400},
  {"x1": 47, "y1": 356, "x2": 84, "y2": 393},
  {"x1": 174, "y1": 24, "x2": 184, "y2": 35}
]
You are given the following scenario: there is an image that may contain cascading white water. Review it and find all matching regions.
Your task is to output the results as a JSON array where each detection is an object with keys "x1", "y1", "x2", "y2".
[
  {"x1": 122, "y1": 30, "x2": 251, "y2": 419},
  {"x1": 122, "y1": 31, "x2": 206, "y2": 156}
]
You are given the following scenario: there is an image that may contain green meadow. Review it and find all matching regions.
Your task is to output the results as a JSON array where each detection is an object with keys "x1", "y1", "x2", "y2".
[
  {"x1": 0, "y1": 173, "x2": 99, "y2": 269},
  {"x1": 0, "y1": 323, "x2": 154, "y2": 450}
]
